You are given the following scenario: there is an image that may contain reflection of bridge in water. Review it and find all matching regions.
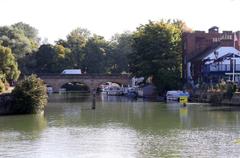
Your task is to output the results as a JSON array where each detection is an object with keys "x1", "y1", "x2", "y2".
[{"x1": 38, "y1": 74, "x2": 131, "y2": 92}]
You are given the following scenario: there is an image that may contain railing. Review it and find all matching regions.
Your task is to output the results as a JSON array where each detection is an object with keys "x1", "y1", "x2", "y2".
[
  {"x1": 30, "y1": 73, "x2": 130, "y2": 80},
  {"x1": 204, "y1": 64, "x2": 240, "y2": 72},
  {"x1": 34, "y1": 73, "x2": 129, "y2": 77}
]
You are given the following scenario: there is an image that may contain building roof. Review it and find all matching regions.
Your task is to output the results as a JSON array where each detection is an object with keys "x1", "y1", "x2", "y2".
[{"x1": 203, "y1": 47, "x2": 240, "y2": 64}]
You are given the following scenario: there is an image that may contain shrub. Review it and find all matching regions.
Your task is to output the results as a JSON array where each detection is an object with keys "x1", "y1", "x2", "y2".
[
  {"x1": 225, "y1": 83, "x2": 234, "y2": 100},
  {"x1": 11, "y1": 74, "x2": 48, "y2": 114},
  {"x1": 209, "y1": 92, "x2": 223, "y2": 105},
  {"x1": 0, "y1": 80, "x2": 4, "y2": 92}
]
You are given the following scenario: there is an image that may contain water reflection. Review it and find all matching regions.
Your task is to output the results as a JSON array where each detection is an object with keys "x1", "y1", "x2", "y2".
[
  {"x1": 1, "y1": 94, "x2": 240, "y2": 157},
  {"x1": 0, "y1": 114, "x2": 47, "y2": 133}
]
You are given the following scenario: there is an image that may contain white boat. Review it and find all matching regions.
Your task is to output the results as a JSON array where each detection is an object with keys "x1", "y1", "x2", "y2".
[
  {"x1": 106, "y1": 86, "x2": 123, "y2": 96},
  {"x1": 166, "y1": 90, "x2": 189, "y2": 102},
  {"x1": 46, "y1": 86, "x2": 53, "y2": 94}
]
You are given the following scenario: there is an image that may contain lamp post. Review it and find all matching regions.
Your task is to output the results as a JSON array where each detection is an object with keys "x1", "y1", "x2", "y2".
[{"x1": 232, "y1": 54, "x2": 236, "y2": 82}]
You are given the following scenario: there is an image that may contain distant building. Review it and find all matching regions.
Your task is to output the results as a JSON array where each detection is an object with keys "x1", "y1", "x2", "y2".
[{"x1": 183, "y1": 26, "x2": 240, "y2": 83}]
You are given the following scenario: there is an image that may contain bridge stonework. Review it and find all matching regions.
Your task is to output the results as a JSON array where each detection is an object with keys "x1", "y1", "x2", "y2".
[{"x1": 38, "y1": 74, "x2": 130, "y2": 92}]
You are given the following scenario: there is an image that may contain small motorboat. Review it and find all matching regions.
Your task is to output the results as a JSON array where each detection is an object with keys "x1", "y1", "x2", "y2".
[{"x1": 166, "y1": 90, "x2": 189, "y2": 102}]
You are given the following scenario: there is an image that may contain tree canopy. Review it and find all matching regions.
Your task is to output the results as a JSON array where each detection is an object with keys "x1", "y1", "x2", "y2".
[
  {"x1": 0, "y1": 44, "x2": 20, "y2": 83},
  {"x1": 0, "y1": 20, "x2": 190, "y2": 93},
  {"x1": 0, "y1": 22, "x2": 39, "y2": 59},
  {"x1": 109, "y1": 32, "x2": 133, "y2": 73},
  {"x1": 129, "y1": 20, "x2": 183, "y2": 93}
]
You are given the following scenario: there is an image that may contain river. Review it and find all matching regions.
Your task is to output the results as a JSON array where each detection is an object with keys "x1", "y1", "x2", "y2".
[{"x1": 0, "y1": 93, "x2": 240, "y2": 157}]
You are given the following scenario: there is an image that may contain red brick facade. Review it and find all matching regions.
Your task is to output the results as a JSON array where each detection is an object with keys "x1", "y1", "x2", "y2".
[{"x1": 183, "y1": 26, "x2": 240, "y2": 81}]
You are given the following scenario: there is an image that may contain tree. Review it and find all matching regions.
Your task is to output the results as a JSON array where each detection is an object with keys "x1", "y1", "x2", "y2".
[
  {"x1": 110, "y1": 32, "x2": 133, "y2": 73},
  {"x1": 54, "y1": 44, "x2": 72, "y2": 71},
  {"x1": 129, "y1": 20, "x2": 184, "y2": 93},
  {"x1": 0, "y1": 22, "x2": 40, "y2": 75},
  {"x1": 34, "y1": 44, "x2": 72, "y2": 73},
  {"x1": 0, "y1": 44, "x2": 20, "y2": 84},
  {"x1": 0, "y1": 22, "x2": 39, "y2": 59},
  {"x1": 83, "y1": 35, "x2": 110, "y2": 73},
  {"x1": 12, "y1": 22, "x2": 40, "y2": 43},
  {"x1": 35, "y1": 44, "x2": 58, "y2": 73},
  {"x1": 66, "y1": 28, "x2": 90, "y2": 68}
]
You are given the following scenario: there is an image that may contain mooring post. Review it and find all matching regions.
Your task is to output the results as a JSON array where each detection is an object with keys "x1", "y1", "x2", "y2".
[{"x1": 92, "y1": 89, "x2": 96, "y2": 110}]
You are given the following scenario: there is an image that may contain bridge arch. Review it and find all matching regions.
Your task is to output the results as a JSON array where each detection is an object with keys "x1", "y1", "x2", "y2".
[{"x1": 39, "y1": 74, "x2": 130, "y2": 93}]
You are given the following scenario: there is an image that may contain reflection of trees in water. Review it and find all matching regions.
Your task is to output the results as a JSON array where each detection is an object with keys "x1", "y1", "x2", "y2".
[
  {"x1": 177, "y1": 105, "x2": 240, "y2": 129},
  {"x1": 61, "y1": 82, "x2": 90, "y2": 92},
  {"x1": 48, "y1": 93, "x2": 91, "y2": 103},
  {"x1": 48, "y1": 95, "x2": 240, "y2": 132},
  {"x1": 0, "y1": 114, "x2": 47, "y2": 139},
  {"x1": 47, "y1": 99, "x2": 181, "y2": 133}
]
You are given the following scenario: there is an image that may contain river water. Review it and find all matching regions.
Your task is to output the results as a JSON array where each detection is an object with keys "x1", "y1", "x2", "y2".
[{"x1": 1, "y1": 94, "x2": 240, "y2": 158}]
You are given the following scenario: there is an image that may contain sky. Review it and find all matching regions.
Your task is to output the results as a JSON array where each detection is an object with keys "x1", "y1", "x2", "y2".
[{"x1": 0, "y1": 0, "x2": 240, "y2": 43}]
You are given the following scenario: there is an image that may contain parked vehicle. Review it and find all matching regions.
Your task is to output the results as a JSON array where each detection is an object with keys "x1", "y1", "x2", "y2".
[
  {"x1": 166, "y1": 90, "x2": 189, "y2": 102},
  {"x1": 61, "y1": 69, "x2": 81, "y2": 75}
]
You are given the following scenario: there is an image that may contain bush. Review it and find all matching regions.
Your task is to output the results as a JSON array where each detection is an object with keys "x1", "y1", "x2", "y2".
[
  {"x1": 11, "y1": 74, "x2": 48, "y2": 114},
  {"x1": 209, "y1": 92, "x2": 223, "y2": 105},
  {"x1": 225, "y1": 83, "x2": 234, "y2": 100},
  {"x1": 0, "y1": 80, "x2": 5, "y2": 92}
]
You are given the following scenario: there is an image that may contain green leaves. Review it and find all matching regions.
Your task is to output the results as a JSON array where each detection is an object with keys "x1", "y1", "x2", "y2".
[
  {"x1": 11, "y1": 75, "x2": 47, "y2": 114},
  {"x1": 129, "y1": 20, "x2": 184, "y2": 93},
  {"x1": 0, "y1": 45, "x2": 20, "y2": 83}
]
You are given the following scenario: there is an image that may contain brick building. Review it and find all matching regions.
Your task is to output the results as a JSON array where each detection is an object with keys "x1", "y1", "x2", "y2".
[{"x1": 183, "y1": 26, "x2": 240, "y2": 83}]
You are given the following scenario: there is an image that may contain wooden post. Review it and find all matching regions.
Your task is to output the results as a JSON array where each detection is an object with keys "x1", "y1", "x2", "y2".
[{"x1": 92, "y1": 89, "x2": 96, "y2": 110}]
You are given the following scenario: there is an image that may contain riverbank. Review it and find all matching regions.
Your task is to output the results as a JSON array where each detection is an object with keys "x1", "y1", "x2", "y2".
[
  {"x1": 191, "y1": 90, "x2": 240, "y2": 106},
  {"x1": 0, "y1": 93, "x2": 14, "y2": 115}
]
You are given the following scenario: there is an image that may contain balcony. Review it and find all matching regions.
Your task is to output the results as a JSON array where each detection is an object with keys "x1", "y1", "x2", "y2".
[{"x1": 203, "y1": 64, "x2": 240, "y2": 73}]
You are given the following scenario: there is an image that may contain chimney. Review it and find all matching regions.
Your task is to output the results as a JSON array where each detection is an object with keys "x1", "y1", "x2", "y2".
[{"x1": 208, "y1": 26, "x2": 219, "y2": 33}]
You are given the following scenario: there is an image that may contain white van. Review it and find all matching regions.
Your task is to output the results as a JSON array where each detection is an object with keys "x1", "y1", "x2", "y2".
[{"x1": 61, "y1": 69, "x2": 82, "y2": 75}]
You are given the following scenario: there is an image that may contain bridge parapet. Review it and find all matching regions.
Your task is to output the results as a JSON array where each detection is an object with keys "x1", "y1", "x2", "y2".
[
  {"x1": 38, "y1": 74, "x2": 129, "y2": 79},
  {"x1": 37, "y1": 73, "x2": 131, "y2": 92}
]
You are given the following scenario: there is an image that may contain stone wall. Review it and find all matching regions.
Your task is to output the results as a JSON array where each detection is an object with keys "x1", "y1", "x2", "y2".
[
  {"x1": 0, "y1": 94, "x2": 14, "y2": 115},
  {"x1": 191, "y1": 91, "x2": 240, "y2": 106}
]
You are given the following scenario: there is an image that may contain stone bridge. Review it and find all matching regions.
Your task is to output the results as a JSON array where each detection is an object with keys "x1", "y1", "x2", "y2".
[{"x1": 38, "y1": 74, "x2": 131, "y2": 92}]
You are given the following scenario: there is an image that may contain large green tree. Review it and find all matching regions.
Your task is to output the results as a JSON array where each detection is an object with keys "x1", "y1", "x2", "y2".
[
  {"x1": 110, "y1": 32, "x2": 133, "y2": 73},
  {"x1": 34, "y1": 44, "x2": 72, "y2": 73},
  {"x1": 83, "y1": 35, "x2": 111, "y2": 73},
  {"x1": 0, "y1": 22, "x2": 40, "y2": 74},
  {"x1": 0, "y1": 44, "x2": 20, "y2": 83},
  {"x1": 66, "y1": 28, "x2": 90, "y2": 68},
  {"x1": 129, "y1": 20, "x2": 183, "y2": 93},
  {"x1": 0, "y1": 22, "x2": 39, "y2": 59}
]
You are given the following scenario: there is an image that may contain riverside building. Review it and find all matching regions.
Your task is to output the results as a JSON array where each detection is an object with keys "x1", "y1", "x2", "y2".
[{"x1": 183, "y1": 26, "x2": 240, "y2": 84}]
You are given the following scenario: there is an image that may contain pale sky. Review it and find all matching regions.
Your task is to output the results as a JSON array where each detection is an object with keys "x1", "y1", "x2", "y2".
[{"x1": 0, "y1": 0, "x2": 240, "y2": 43}]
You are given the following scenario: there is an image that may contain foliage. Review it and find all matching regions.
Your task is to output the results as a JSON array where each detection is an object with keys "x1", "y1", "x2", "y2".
[
  {"x1": 0, "y1": 45, "x2": 20, "y2": 83},
  {"x1": 83, "y1": 35, "x2": 111, "y2": 73},
  {"x1": 0, "y1": 22, "x2": 39, "y2": 75},
  {"x1": 110, "y1": 32, "x2": 133, "y2": 73},
  {"x1": 0, "y1": 79, "x2": 4, "y2": 92},
  {"x1": 66, "y1": 28, "x2": 90, "y2": 68},
  {"x1": 225, "y1": 83, "x2": 235, "y2": 100},
  {"x1": 11, "y1": 75, "x2": 47, "y2": 114},
  {"x1": 0, "y1": 22, "x2": 39, "y2": 59},
  {"x1": 129, "y1": 20, "x2": 183, "y2": 93},
  {"x1": 33, "y1": 44, "x2": 72, "y2": 73},
  {"x1": 209, "y1": 92, "x2": 223, "y2": 105}
]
